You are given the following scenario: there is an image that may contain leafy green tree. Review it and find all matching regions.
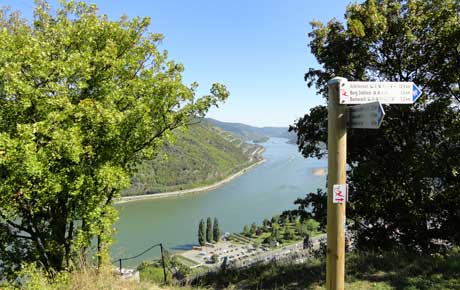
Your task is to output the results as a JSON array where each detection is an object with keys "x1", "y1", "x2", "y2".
[
  {"x1": 198, "y1": 219, "x2": 206, "y2": 246},
  {"x1": 243, "y1": 225, "x2": 250, "y2": 237},
  {"x1": 0, "y1": 1, "x2": 228, "y2": 278},
  {"x1": 282, "y1": 189, "x2": 327, "y2": 229},
  {"x1": 295, "y1": 222, "x2": 308, "y2": 237},
  {"x1": 250, "y1": 222, "x2": 257, "y2": 236},
  {"x1": 262, "y1": 218, "x2": 270, "y2": 230},
  {"x1": 206, "y1": 217, "x2": 213, "y2": 243},
  {"x1": 283, "y1": 228, "x2": 295, "y2": 241},
  {"x1": 290, "y1": 0, "x2": 460, "y2": 252},
  {"x1": 263, "y1": 235, "x2": 276, "y2": 245},
  {"x1": 213, "y1": 217, "x2": 220, "y2": 242},
  {"x1": 282, "y1": 215, "x2": 290, "y2": 225},
  {"x1": 271, "y1": 223, "x2": 281, "y2": 241},
  {"x1": 305, "y1": 219, "x2": 319, "y2": 233},
  {"x1": 271, "y1": 215, "x2": 280, "y2": 225}
]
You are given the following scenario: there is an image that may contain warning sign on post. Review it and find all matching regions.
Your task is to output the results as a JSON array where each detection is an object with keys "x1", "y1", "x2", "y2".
[{"x1": 333, "y1": 184, "x2": 348, "y2": 203}]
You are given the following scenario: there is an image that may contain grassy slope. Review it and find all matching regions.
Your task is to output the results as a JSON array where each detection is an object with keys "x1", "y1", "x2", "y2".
[
  {"x1": 12, "y1": 249, "x2": 459, "y2": 290},
  {"x1": 8, "y1": 264, "x2": 202, "y2": 290},
  {"x1": 123, "y1": 121, "x2": 262, "y2": 196},
  {"x1": 195, "y1": 249, "x2": 460, "y2": 290}
]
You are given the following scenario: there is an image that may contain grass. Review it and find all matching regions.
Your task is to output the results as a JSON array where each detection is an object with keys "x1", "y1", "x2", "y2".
[
  {"x1": 4, "y1": 263, "x2": 199, "y2": 290},
  {"x1": 189, "y1": 266, "x2": 209, "y2": 276},
  {"x1": 194, "y1": 248, "x2": 460, "y2": 290},
  {"x1": 174, "y1": 256, "x2": 200, "y2": 267},
  {"x1": 252, "y1": 232, "x2": 271, "y2": 245},
  {"x1": 139, "y1": 264, "x2": 172, "y2": 284},
  {"x1": 6, "y1": 249, "x2": 460, "y2": 289}
]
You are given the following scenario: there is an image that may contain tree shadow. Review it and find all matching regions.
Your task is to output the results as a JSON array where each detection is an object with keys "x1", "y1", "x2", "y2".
[
  {"x1": 195, "y1": 259, "x2": 325, "y2": 289},
  {"x1": 193, "y1": 249, "x2": 460, "y2": 290},
  {"x1": 346, "y1": 250, "x2": 460, "y2": 290}
]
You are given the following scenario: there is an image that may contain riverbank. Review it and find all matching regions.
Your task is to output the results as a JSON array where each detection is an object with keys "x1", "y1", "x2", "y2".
[
  {"x1": 116, "y1": 152, "x2": 266, "y2": 204},
  {"x1": 112, "y1": 137, "x2": 328, "y2": 266}
]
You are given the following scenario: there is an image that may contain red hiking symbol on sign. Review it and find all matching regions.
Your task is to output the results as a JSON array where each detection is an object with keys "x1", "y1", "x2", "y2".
[{"x1": 333, "y1": 184, "x2": 348, "y2": 203}]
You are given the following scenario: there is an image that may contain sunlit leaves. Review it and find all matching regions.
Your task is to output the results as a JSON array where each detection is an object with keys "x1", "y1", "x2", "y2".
[
  {"x1": 0, "y1": 0, "x2": 227, "y2": 278},
  {"x1": 295, "y1": 0, "x2": 460, "y2": 253}
]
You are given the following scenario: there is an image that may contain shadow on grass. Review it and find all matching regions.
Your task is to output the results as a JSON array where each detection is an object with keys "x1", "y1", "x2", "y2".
[
  {"x1": 346, "y1": 249, "x2": 460, "y2": 290},
  {"x1": 194, "y1": 259, "x2": 325, "y2": 289},
  {"x1": 193, "y1": 248, "x2": 460, "y2": 290}
]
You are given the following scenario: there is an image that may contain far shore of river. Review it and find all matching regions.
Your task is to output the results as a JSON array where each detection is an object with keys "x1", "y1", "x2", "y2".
[{"x1": 116, "y1": 156, "x2": 266, "y2": 204}]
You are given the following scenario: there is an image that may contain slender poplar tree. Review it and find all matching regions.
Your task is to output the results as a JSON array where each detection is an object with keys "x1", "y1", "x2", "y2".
[
  {"x1": 213, "y1": 217, "x2": 220, "y2": 242},
  {"x1": 198, "y1": 219, "x2": 205, "y2": 246},
  {"x1": 206, "y1": 217, "x2": 213, "y2": 243}
]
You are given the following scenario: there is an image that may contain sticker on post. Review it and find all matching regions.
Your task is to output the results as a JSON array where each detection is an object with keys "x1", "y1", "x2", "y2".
[{"x1": 333, "y1": 184, "x2": 347, "y2": 203}]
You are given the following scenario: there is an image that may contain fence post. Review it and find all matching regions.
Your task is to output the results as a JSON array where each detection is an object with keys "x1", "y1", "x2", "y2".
[{"x1": 160, "y1": 243, "x2": 167, "y2": 284}]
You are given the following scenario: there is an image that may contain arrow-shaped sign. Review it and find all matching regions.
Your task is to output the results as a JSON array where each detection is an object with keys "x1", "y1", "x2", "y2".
[
  {"x1": 340, "y1": 81, "x2": 422, "y2": 104},
  {"x1": 349, "y1": 101, "x2": 385, "y2": 129},
  {"x1": 412, "y1": 84, "x2": 422, "y2": 102}
]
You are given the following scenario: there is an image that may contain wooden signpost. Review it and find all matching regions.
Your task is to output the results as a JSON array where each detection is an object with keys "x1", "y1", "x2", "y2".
[{"x1": 326, "y1": 77, "x2": 422, "y2": 290}]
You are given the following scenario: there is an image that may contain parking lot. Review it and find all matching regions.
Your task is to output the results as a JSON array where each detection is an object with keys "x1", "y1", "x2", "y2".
[
  {"x1": 178, "y1": 234, "x2": 326, "y2": 270},
  {"x1": 179, "y1": 240, "x2": 268, "y2": 267}
]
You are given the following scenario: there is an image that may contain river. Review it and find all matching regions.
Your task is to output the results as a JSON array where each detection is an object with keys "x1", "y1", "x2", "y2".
[{"x1": 112, "y1": 138, "x2": 326, "y2": 266}]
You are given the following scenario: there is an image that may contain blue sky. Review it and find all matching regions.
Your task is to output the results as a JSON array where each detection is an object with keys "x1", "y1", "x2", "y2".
[{"x1": 4, "y1": 0, "x2": 353, "y2": 127}]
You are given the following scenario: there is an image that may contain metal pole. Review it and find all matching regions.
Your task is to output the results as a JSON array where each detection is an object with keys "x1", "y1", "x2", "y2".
[
  {"x1": 326, "y1": 77, "x2": 347, "y2": 290},
  {"x1": 160, "y1": 243, "x2": 167, "y2": 284},
  {"x1": 119, "y1": 259, "x2": 122, "y2": 275}
]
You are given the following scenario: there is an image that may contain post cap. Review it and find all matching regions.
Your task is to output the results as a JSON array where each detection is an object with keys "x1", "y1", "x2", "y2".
[{"x1": 327, "y1": 77, "x2": 348, "y2": 85}]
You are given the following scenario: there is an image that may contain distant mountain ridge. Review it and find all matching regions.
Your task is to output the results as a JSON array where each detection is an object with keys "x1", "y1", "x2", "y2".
[{"x1": 205, "y1": 118, "x2": 296, "y2": 143}]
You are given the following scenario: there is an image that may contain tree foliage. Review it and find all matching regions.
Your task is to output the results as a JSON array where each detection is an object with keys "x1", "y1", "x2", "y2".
[
  {"x1": 198, "y1": 219, "x2": 206, "y2": 246},
  {"x1": 271, "y1": 223, "x2": 281, "y2": 241},
  {"x1": 243, "y1": 225, "x2": 250, "y2": 237},
  {"x1": 0, "y1": 1, "x2": 228, "y2": 278},
  {"x1": 290, "y1": 0, "x2": 460, "y2": 252},
  {"x1": 213, "y1": 217, "x2": 220, "y2": 243},
  {"x1": 206, "y1": 217, "x2": 213, "y2": 243},
  {"x1": 262, "y1": 218, "x2": 270, "y2": 230},
  {"x1": 282, "y1": 189, "x2": 327, "y2": 229},
  {"x1": 283, "y1": 228, "x2": 295, "y2": 241},
  {"x1": 250, "y1": 222, "x2": 257, "y2": 236}
]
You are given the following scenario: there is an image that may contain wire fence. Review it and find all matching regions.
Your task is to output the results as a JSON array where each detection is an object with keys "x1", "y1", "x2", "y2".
[{"x1": 111, "y1": 242, "x2": 167, "y2": 283}]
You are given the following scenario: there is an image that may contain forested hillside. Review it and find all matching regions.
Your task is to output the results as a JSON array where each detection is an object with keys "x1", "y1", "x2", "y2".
[
  {"x1": 123, "y1": 121, "x2": 263, "y2": 195},
  {"x1": 206, "y1": 118, "x2": 296, "y2": 143}
]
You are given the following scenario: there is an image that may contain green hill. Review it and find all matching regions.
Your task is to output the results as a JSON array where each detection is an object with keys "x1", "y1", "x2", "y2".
[
  {"x1": 122, "y1": 121, "x2": 263, "y2": 196},
  {"x1": 206, "y1": 118, "x2": 296, "y2": 143}
]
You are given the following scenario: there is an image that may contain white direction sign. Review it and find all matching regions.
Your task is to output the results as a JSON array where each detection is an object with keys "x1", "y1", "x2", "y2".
[
  {"x1": 349, "y1": 101, "x2": 385, "y2": 129},
  {"x1": 339, "y1": 81, "x2": 422, "y2": 104}
]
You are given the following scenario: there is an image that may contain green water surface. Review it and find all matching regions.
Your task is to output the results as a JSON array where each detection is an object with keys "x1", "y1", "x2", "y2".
[{"x1": 112, "y1": 138, "x2": 326, "y2": 266}]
